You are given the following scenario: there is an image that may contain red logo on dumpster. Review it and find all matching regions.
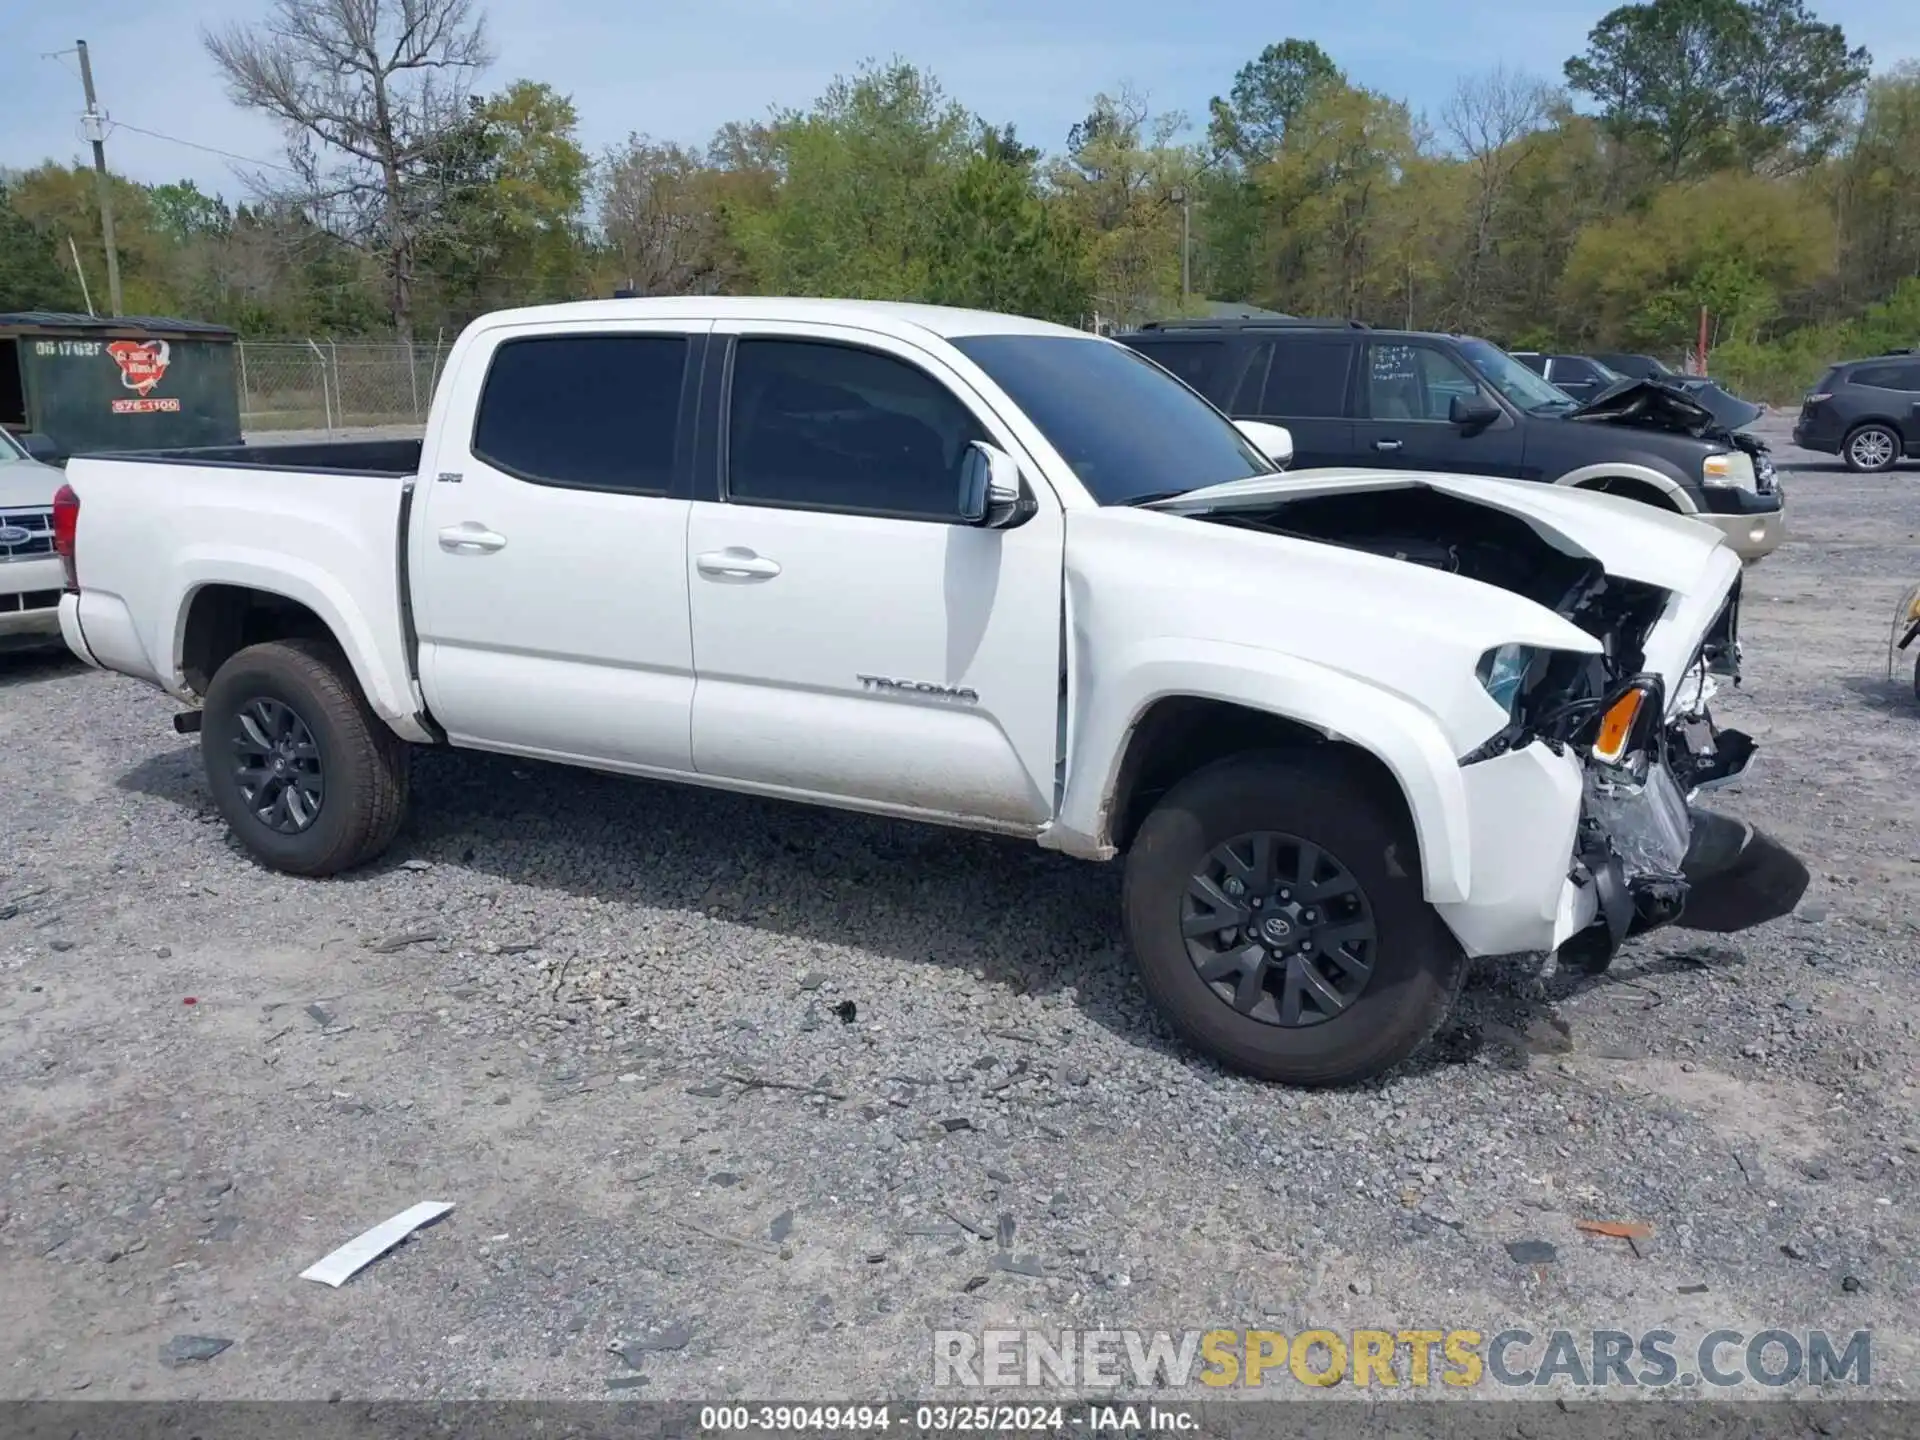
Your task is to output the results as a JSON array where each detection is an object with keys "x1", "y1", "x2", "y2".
[{"x1": 107, "y1": 339, "x2": 171, "y2": 397}]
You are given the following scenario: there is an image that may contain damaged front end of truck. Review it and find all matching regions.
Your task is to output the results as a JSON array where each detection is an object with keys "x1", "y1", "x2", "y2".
[
  {"x1": 1466, "y1": 574, "x2": 1805, "y2": 972},
  {"x1": 1148, "y1": 469, "x2": 1810, "y2": 969}
]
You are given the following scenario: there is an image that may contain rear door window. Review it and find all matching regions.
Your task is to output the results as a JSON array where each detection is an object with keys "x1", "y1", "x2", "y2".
[
  {"x1": 1252, "y1": 336, "x2": 1357, "y2": 418},
  {"x1": 1850, "y1": 364, "x2": 1907, "y2": 390},
  {"x1": 472, "y1": 334, "x2": 689, "y2": 494},
  {"x1": 1126, "y1": 339, "x2": 1229, "y2": 399}
]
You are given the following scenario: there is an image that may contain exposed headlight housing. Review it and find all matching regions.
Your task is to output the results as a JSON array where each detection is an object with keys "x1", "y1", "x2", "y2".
[
  {"x1": 1702, "y1": 450, "x2": 1756, "y2": 490},
  {"x1": 1475, "y1": 642, "x2": 1537, "y2": 718}
]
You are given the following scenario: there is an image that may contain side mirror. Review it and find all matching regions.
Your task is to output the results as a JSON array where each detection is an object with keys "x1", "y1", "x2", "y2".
[
  {"x1": 958, "y1": 441, "x2": 1036, "y2": 529},
  {"x1": 18, "y1": 432, "x2": 66, "y2": 466},
  {"x1": 1450, "y1": 394, "x2": 1501, "y2": 432},
  {"x1": 1234, "y1": 419, "x2": 1294, "y2": 470}
]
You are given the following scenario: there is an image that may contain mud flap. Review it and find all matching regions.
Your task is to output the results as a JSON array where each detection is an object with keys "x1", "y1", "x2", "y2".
[{"x1": 1671, "y1": 808, "x2": 1810, "y2": 932}]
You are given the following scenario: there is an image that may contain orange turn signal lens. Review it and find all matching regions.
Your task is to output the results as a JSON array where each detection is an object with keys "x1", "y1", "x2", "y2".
[{"x1": 1592, "y1": 688, "x2": 1648, "y2": 765}]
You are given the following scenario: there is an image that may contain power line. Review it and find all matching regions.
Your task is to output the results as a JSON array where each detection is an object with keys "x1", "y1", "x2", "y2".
[{"x1": 103, "y1": 119, "x2": 301, "y2": 175}]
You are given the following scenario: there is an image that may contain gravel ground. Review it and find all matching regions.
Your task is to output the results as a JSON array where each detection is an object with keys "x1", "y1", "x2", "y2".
[{"x1": 2, "y1": 416, "x2": 1917, "y2": 1407}]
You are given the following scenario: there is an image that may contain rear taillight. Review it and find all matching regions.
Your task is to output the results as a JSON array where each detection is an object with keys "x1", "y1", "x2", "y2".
[{"x1": 51, "y1": 483, "x2": 79, "y2": 591}]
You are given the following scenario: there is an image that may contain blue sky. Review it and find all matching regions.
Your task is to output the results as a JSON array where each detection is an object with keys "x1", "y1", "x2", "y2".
[{"x1": 2, "y1": 0, "x2": 1914, "y2": 202}]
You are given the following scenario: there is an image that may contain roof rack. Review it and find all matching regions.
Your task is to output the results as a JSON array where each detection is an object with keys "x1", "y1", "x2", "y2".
[{"x1": 1133, "y1": 316, "x2": 1370, "y2": 332}]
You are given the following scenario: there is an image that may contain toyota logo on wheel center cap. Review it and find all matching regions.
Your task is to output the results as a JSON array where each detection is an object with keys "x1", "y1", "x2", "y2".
[{"x1": 1261, "y1": 916, "x2": 1292, "y2": 942}]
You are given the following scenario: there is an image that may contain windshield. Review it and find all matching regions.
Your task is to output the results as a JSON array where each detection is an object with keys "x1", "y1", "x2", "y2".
[
  {"x1": 950, "y1": 334, "x2": 1272, "y2": 505},
  {"x1": 1458, "y1": 338, "x2": 1576, "y2": 413},
  {"x1": 0, "y1": 430, "x2": 27, "y2": 464}
]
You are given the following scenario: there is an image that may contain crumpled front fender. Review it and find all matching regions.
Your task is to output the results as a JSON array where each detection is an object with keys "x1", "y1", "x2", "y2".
[{"x1": 1050, "y1": 637, "x2": 1476, "y2": 905}]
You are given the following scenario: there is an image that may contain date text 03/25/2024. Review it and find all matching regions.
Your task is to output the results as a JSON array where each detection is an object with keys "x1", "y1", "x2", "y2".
[{"x1": 697, "y1": 1404, "x2": 1191, "y2": 1433}]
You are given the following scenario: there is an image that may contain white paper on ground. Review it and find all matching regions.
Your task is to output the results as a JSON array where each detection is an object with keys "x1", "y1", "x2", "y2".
[{"x1": 299, "y1": 1201, "x2": 454, "y2": 1287}]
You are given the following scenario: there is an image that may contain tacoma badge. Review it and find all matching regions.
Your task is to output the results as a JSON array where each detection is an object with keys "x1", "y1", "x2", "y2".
[{"x1": 857, "y1": 674, "x2": 979, "y2": 703}]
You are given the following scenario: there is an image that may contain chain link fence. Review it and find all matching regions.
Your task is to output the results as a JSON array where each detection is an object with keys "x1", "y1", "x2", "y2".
[{"x1": 237, "y1": 340, "x2": 454, "y2": 433}]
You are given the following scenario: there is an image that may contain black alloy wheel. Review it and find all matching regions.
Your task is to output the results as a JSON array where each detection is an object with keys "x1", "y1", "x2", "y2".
[
  {"x1": 230, "y1": 696, "x2": 325, "y2": 833},
  {"x1": 1183, "y1": 832, "x2": 1378, "y2": 1026}
]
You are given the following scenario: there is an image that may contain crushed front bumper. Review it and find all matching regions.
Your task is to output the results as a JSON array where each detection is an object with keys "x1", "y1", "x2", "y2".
[{"x1": 1436, "y1": 709, "x2": 1806, "y2": 963}]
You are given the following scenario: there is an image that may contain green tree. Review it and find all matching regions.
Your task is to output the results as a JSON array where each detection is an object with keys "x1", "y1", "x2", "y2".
[
  {"x1": 924, "y1": 146, "x2": 1091, "y2": 322},
  {"x1": 1565, "y1": 0, "x2": 1869, "y2": 176},
  {"x1": 728, "y1": 60, "x2": 974, "y2": 299},
  {"x1": 1255, "y1": 82, "x2": 1420, "y2": 318},
  {"x1": 1831, "y1": 64, "x2": 1920, "y2": 304},
  {"x1": 1560, "y1": 171, "x2": 1834, "y2": 346},
  {"x1": 1048, "y1": 89, "x2": 1198, "y2": 322},
  {"x1": 0, "y1": 181, "x2": 85, "y2": 313},
  {"x1": 416, "y1": 80, "x2": 592, "y2": 326},
  {"x1": 1206, "y1": 40, "x2": 1344, "y2": 164}
]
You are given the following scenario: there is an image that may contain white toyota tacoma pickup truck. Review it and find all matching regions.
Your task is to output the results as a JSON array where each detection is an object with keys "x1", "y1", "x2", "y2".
[{"x1": 52, "y1": 298, "x2": 1806, "y2": 1085}]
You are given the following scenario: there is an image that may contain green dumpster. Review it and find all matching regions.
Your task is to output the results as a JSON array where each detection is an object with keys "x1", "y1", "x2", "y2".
[{"x1": 0, "y1": 311, "x2": 242, "y2": 460}]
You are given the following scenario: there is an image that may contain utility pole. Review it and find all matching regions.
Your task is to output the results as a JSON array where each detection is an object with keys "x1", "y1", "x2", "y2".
[
  {"x1": 1171, "y1": 186, "x2": 1191, "y2": 303},
  {"x1": 76, "y1": 40, "x2": 123, "y2": 317}
]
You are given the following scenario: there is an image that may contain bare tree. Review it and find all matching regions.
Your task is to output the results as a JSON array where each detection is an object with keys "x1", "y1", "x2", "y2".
[
  {"x1": 204, "y1": 0, "x2": 493, "y2": 336},
  {"x1": 600, "y1": 137, "x2": 724, "y2": 296},
  {"x1": 1441, "y1": 66, "x2": 1555, "y2": 330}
]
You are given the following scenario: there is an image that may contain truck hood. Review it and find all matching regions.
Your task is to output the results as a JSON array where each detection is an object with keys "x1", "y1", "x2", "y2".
[
  {"x1": 1148, "y1": 465, "x2": 1729, "y2": 596},
  {"x1": 0, "y1": 459, "x2": 63, "y2": 510}
]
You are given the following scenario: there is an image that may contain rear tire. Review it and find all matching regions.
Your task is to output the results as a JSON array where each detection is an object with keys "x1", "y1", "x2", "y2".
[
  {"x1": 201, "y1": 638, "x2": 409, "y2": 876},
  {"x1": 1843, "y1": 424, "x2": 1900, "y2": 473},
  {"x1": 1121, "y1": 752, "x2": 1465, "y2": 1086}
]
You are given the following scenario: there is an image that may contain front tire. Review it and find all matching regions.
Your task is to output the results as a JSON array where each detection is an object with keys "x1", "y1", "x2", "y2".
[
  {"x1": 1122, "y1": 752, "x2": 1464, "y2": 1086},
  {"x1": 201, "y1": 638, "x2": 410, "y2": 876},
  {"x1": 1844, "y1": 424, "x2": 1900, "y2": 473}
]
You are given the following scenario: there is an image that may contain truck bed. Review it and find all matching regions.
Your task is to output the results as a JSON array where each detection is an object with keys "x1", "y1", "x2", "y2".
[
  {"x1": 77, "y1": 437, "x2": 423, "y2": 477},
  {"x1": 60, "y1": 447, "x2": 423, "y2": 729}
]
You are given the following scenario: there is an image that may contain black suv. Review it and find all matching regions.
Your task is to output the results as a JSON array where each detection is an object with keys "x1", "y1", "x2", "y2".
[
  {"x1": 1793, "y1": 352, "x2": 1920, "y2": 472},
  {"x1": 1116, "y1": 319, "x2": 1784, "y2": 560}
]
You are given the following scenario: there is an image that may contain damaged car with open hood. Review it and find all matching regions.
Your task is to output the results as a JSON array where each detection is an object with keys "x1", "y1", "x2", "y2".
[{"x1": 49, "y1": 300, "x2": 1808, "y2": 1087}]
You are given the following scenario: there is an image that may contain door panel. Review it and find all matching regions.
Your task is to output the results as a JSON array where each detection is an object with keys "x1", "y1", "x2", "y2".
[
  {"x1": 687, "y1": 325, "x2": 1063, "y2": 826},
  {"x1": 1352, "y1": 340, "x2": 1526, "y2": 477},
  {"x1": 413, "y1": 322, "x2": 708, "y2": 770}
]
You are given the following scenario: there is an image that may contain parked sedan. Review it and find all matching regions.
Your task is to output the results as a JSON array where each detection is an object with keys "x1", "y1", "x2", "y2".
[{"x1": 1794, "y1": 353, "x2": 1920, "y2": 473}]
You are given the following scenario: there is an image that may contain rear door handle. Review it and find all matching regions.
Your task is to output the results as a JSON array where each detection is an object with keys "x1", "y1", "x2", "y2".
[
  {"x1": 696, "y1": 548, "x2": 782, "y2": 580},
  {"x1": 438, "y1": 523, "x2": 507, "y2": 554},
  {"x1": 1373, "y1": 439, "x2": 1403, "y2": 453}
]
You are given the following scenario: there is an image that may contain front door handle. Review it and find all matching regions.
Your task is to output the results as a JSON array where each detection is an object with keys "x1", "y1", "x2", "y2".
[
  {"x1": 1372, "y1": 439, "x2": 1403, "y2": 453},
  {"x1": 696, "y1": 548, "x2": 782, "y2": 580},
  {"x1": 438, "y1": 523, "x2": 507, "y2": 554}
]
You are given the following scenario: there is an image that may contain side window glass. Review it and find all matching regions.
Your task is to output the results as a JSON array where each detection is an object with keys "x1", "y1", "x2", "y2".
[
  {"x1": 472, "y1": 335, "x2": 687, "y2": 493},
  {"x1": 727, "y1": 340, "x2": 986, "y2": 520},
  {"x1": 1369, "y1": 344, "x2": 1478, "y2": 421},
  {"x1": 1259, "y1": 338, "x2": 1356, "y2": 417}
]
